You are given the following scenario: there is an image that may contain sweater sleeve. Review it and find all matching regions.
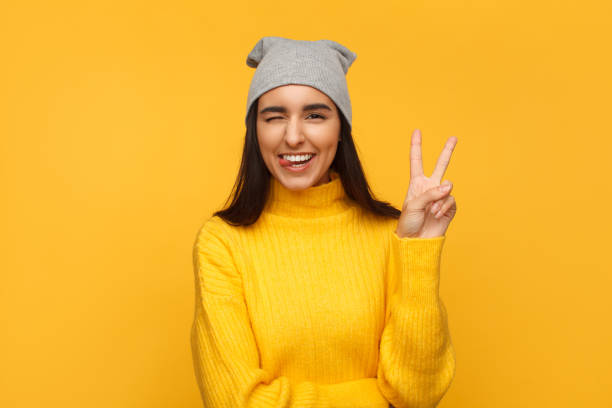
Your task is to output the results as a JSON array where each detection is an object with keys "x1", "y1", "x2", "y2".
[
  {"x1": 376, "y1": 230, "x2": 456, "y2": 408},
  {"x1": 190, "y1": 218, "x2": 391, "y2": 408}
]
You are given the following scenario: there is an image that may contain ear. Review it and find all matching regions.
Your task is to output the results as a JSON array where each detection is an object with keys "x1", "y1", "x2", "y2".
[
  {"x1": 317, "y1": 39, "x2": 357, "y2": 74},
  {"x1": 246, "y1": 36, "x2": 285, "y2": 68}
]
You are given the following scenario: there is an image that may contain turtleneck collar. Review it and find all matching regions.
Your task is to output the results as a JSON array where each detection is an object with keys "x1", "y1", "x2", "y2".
[{"x1": 263, "y1": 170, "x2": 353, "y2": 218}]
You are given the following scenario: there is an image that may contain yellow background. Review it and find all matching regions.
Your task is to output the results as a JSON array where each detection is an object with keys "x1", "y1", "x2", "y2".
[{"x1": 1, "y1": 0, "x2": 611, "y2": 406}]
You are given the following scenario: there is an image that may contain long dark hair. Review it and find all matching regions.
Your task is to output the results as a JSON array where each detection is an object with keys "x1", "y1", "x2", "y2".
[{"x1": 213, "y1": 98, "x2": 401, "y2": 226}]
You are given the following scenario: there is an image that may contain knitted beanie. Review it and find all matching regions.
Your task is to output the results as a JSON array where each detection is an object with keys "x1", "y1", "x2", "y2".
[{"x1": 245, "y1": 36, "x2": 357, "y2": 128}]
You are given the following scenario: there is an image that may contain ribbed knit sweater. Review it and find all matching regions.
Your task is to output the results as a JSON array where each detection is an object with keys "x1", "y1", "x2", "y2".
[{"x1": 190, "y1": 170, "x2": 456, "y2": 408}]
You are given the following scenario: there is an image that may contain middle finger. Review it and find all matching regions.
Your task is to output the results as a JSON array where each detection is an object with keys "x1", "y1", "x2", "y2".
[{"x1": 431, "y1": 136, "x2": 458, "y2": 182}]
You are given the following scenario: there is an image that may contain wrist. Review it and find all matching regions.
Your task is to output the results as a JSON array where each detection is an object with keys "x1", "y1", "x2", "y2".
[{"x1": 395, "y1": 229, "x2": 444, "y2": 239}]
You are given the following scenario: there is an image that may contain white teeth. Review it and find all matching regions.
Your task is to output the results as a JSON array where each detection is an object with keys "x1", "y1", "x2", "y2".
[{"x1": 282, "y1": 154, "x2": 313, "y2": 162}]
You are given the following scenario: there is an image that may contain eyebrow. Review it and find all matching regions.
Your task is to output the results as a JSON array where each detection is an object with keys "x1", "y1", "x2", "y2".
[{"x1": 259, "y1": 103, "x2": 332, "y2": 115}]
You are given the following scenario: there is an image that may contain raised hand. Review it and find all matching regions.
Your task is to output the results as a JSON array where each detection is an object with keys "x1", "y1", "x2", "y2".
[{"x1": 395, "y1": 129, "x2": 458, "y2": 239}]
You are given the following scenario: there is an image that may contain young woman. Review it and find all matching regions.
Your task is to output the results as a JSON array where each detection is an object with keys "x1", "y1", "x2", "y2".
[{"x1": 191, "y1": 36, "x2": 458, "y2": 408}]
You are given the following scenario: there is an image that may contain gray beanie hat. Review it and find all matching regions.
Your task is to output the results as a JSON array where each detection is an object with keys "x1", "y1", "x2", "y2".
[{"x1": 245, "y1": 36, "x2": 357, "y2": 128}]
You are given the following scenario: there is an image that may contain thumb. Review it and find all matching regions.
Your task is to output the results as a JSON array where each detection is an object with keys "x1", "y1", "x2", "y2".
[{"x1": 414, "y1": 180, "x2": 453, "y2": 210}]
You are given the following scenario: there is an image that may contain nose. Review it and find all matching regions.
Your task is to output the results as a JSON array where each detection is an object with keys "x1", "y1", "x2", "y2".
[{"x1": 283, "y1": 117, "x2": 304, "y2": 146}]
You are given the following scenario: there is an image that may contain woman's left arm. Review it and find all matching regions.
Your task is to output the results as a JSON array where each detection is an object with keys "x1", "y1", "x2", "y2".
[
  {"x1": 377, "y1": 232, "x2": 456, "y2": 408},
  {"x1": 377, "y1": 129, "x2": 459, "y2": 407}
]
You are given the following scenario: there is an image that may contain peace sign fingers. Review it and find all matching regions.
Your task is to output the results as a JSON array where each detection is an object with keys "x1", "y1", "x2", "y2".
[
  {"x1": 431, "y1": 136, "x2": 458, "y2": 182},
  {"x1": 399, "y1": 129, "x2": 459, "y2": 239}
]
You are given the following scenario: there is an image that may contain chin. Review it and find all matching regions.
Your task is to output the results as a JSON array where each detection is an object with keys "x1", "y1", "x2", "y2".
[
  {"x1": 289, "y1": 176, "x2": 316, "y2": 188},
  {"x1": 277, "y1": 171, "x2": 318, "y2": 189}
]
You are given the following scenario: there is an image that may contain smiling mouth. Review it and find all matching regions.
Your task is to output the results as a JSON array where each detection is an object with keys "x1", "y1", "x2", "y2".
[
  {"x1": 278, "y1": 154, "x2": 316, "y2": 168},
  {"x1": 278, "y1": 154, "x2": 316, "y2": 163},
  {"x1": 277, "y1": 153, "x2": 316, "y2": 158}
]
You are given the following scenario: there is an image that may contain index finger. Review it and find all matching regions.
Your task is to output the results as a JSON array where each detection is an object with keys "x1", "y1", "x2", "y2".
[
  {"x1": 410, "y1": 129, "x2": 424, "y2": 179},
  {"x1": 431, "y1": 136, "x2": 458, "y2": 182}
]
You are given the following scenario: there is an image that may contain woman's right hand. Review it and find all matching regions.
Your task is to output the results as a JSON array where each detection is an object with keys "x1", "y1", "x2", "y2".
[{"x1": 395, "y1": 129, "x2": 458, "y2": 239}]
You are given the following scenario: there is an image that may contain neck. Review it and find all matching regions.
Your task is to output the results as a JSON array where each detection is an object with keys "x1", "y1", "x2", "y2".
[{"x1": 263, "y1": 170, "x2": 352, "y2": 218}]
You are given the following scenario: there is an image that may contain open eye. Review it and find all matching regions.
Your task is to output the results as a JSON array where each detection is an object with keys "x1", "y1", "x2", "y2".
[{"x1": 307, "y1": 113, "x2": 326, "y2": 120}]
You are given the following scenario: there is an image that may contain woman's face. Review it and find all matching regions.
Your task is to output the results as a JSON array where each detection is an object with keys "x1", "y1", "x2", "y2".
[{"x1": 257, "y1": 84, "x2": 341, "y2": 190}]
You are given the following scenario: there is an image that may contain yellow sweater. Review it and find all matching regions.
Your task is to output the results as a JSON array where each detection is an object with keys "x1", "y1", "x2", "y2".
[{"x1": 190, "y1": 170, "x2": 456, "y2": 408}]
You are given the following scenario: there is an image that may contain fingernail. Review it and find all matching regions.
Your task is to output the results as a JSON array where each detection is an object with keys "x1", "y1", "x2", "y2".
[{"x1": 440, "y1": 184, "x2": 451, "y2": 192}]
